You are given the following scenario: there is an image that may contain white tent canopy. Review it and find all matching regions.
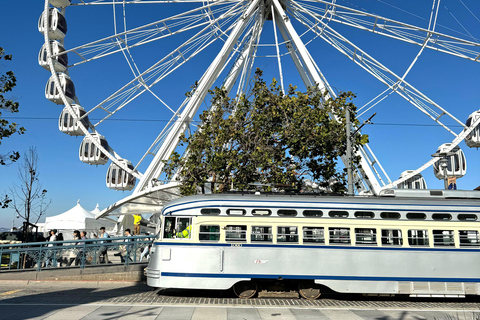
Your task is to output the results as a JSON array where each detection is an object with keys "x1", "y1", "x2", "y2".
[{"x1": 44, "y1": 200, "x2": 116, "y2": 239}]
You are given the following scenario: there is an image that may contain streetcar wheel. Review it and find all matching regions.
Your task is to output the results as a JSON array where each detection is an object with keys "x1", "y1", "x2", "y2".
[
  {"x1": 233, "y1": 280, "x2": 258, "y2": 299},
  {"x1": 298, "y1": 282, "x2": 322, "y2": 300}
]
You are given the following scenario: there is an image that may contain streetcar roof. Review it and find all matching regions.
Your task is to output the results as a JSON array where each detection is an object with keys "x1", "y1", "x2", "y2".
[{"x1": 161, "y1": 189, "x2": 480, "y2": 216}]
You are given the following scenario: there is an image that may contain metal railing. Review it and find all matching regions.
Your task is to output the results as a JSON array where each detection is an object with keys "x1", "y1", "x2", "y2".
[{"x1": 0, "y1": 235, "x2": 154, "y2": 271}]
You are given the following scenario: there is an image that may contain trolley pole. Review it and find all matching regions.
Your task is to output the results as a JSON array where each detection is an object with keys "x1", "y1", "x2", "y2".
[{"x1": 346, "y1": 108, "x2": 354, "y2": 196}]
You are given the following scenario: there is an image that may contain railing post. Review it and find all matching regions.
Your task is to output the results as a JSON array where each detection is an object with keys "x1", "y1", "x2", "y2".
[{"x1": 37, "y1": 245, "x2": 43, "y2": 271}]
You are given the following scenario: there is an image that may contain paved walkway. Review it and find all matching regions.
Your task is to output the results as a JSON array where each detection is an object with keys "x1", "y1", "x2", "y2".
[
  {"x1": 1, "y1": 282, "x2": 480, "y2": 319},
  {"x1": 2, "y1": 304, "x2": 480, "y2": 320}
]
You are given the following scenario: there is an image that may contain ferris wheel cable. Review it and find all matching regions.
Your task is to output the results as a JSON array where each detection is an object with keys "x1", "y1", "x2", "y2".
[
  {"x1": 83, "y1": 6, "x2": 246, "y2": 124},
  {"x1": 296, "y1": 0, "x2": 480, "y2": 61},
  {"x1": 61, "y1": 2, "x2": 241, "y2": 65},
  {"x1": 383, "y1": 115, "x2": 480, "y2": 191},
  {"x1": 458, "y1": 0, "x2": 480, "y2": 24},
  {"x1": 357, "y1": 88, "x2": 394, "y2": 118},
  {"x1": 306, "y1": 0, "x2": 477, "y2": 42},
  {"x1": 291, "y1": 3, "x2": 467, "y2": 134},
  {"x1": 395, "y1": 0, "x2": 439, "y2": 95},
  {"x1": 114, "y1": 33, "x2": 178, "y2": 115},
  {"x1": 442, "y1": 3, "x2": 479, "y2": 43}
]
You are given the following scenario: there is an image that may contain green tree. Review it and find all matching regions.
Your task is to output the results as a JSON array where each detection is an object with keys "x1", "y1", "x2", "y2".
[
  {"x1": 1, "y1": 47, "x2": 25, "y2": 166},
  {"x1": 164, "y1": 69, "x2": 367, "y2": 196}
]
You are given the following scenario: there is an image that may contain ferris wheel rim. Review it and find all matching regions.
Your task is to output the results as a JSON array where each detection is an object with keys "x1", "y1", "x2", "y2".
[{"x1": 42, "y1": 0, "x2": 480, "y2": 194}]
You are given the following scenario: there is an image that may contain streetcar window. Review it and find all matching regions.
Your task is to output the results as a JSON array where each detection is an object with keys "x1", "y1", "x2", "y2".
[
  {"x1": 355, "y1": 228, "x2": 377, "y2": 245},
  {"x1": 433, "y1": 230, "x2": 455, "y2": 247},
  {"x1": 381, "y1": 229, "x2": 403, "y2": 246},
  {"x1": 380, "y1": 212, "x2": 401, "y2": 219},
  {"x1": 252, "y1": 209, "x2": 271, "y2": 216},
  {"x1": 458, "y1": 214, "x2": 477, "y2": 221},
  {"x1": 201, "y1": 208, "x2": 221, "y2": 215},
  {"x1": 277, "y1": 226, "x2": 298, "y2": 243},
  {"x1": 227, "y1": 209, "x2": 245, "y2": 216},
  {"x1": 163, "y1": 217, "x2": 192, "y2": 239},
  {"x1": 407, "y1": 229, "x2": 429, "y2": 246},
  {"x1": 303, "y1": 210, "x2": 323, "y2": 217},
  {"x1": 406, "y1": 212, "x2": 426, "y2": 220},
  {"x1": 251, "y1": 226, "x2": 273, "y2": 242},
  {"x1": 354, "y1": 211, "x2": 375, "y2": 219},
  {"x1": 303, "y1": 227, "x2": 325, "y2": 244},
  {"x1": 225, "y1": 225, "x2": 247, "y2": 242},
  {"x1": 199, "y1": 225, "x2": 220, "y2": 241},
  {"x1": 459, "y1": 230, "x2": 480, "y2": 247},
  {"x1": 329, "y1": 211, "x2": 349, "y2": 218},
  {"x1": 163, "y1": 217, "x2": 176, "y2": 239},
  {"x1": 432, "y1": 213, "x2": 452, "y2": 221},
  {"x1": 329, "y1": 227, "x2": 350, "y2": 245},
  {"x1": 277, "y1": 209, "x2": 297, "y2": 217}
]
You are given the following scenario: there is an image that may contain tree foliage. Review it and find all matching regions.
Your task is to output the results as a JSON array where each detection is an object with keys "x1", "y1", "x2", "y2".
[
  {"x1": 10, "y1": 147, "x2": 50, "y2": 242},
  {"x1": 164, "y1": 69, "x2": 367, "y2": 196},
  {"x1": 0, "y1": 47, "x2": 25, "y2": 166}
]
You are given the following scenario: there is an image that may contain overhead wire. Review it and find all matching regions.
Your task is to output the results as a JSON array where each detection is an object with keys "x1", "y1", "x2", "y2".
[{"x1": 2, "y1": 116, "x2": 467, "y2": 128}]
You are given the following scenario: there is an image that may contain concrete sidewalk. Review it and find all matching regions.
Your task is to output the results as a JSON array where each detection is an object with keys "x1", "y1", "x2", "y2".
[{"x1": 0, "y1": 263, "x2": 147, "y2": 282}]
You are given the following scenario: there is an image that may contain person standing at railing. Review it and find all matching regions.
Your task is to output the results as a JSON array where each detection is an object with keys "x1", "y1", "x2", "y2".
[
  {"x1": 43, "y1": 229, "x2": 57, "y2": 268},
  {"x1": 117, "y1": 229, "x2": 133, "y2": 263},
  {"x1": 68, "y1": 230, "x2": 80, "y2": 266},
  {"x1": 76, "y1": 231, "x2": 88, "y2": 266},
  {"x1": 97, "y1": 227, "x2": 111, "y2": 264}
]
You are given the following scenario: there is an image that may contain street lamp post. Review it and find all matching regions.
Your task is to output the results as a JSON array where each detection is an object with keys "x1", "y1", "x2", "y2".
[{"x1": 431, "y1": 151, "x2": 456, "y2": 190}]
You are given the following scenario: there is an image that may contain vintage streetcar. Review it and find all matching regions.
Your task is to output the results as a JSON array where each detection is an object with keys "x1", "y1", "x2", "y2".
[{"x1": 146, "y1": 188, "x2": 480, "y2": 299}]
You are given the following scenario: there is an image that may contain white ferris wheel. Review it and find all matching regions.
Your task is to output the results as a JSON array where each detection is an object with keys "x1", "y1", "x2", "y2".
[{"x1": 39, "y1": 0, "x2": 480, "y2": 216}]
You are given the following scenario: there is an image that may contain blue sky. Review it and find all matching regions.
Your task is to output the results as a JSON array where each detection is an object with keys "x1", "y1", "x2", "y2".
[{"x1": 1, "y1": 0, "x2": 480, "y2": 228}]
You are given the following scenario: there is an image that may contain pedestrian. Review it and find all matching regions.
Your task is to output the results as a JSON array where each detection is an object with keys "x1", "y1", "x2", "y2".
[
  {"x1": 68, "y1": 230, "x2": 80, "y2": 266},
  {"x1": 97, "y1": 226, "x2": 111, "y2": 264},
  {"x1": 43, "y1": 229, "x2": 57, "y2": 268},
  {"x1": 133, "y1": 214, "x2": 142, "y2": 235},
  {"x1": 76, "y1": 231, "x2": 88, "y2": 266},
  {"x1": 118, "y1": 228, "x2": 133, "y2": 263},
  {"x1": 140, "y1": 233, "x2": 152, "y2": 262}
]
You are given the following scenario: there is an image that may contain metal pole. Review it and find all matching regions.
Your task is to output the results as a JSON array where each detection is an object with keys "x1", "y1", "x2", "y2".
[{"x1": 346, "y1": 108, "x2": 353, "y2": 196}]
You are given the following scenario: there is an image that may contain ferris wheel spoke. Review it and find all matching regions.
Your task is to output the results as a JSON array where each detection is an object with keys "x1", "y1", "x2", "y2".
[
  {"x1": 290, "y1": 3, "x2": 467, "y2": 136},
  {"x1": 137, "y1": 15, "x2": 261, "y2": 173},
  {"x1": 82, "y1": 5, "x2": 246, "y2": 126},
  {"x1": 135, "y1": 0, "x2": 261, "y2": 192},
  {"x1": 62, "y1": 2, "x2": 240, "y2": 67},
  {"x1": 296, "y1": 0, "x2": 480, "y2": 63}
]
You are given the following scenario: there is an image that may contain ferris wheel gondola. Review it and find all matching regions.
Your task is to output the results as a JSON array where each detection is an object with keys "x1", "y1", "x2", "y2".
[
  {"x1": 58, "y1": 104, "x2": 89, "y2": 136},
  {"x1": 39, "y1": 0, "x2": 480, "y2": 208},
  {"x1": 38, "y1": 8, "x2": 67, "y2": 41},
  {"x1": 39, "y1": 41, "x2": 68, "y2": 73},
  {"x1": 79, "y1": 133, "x2": 109, "y2": 166},
  {"x1": 45, "y1": 72, "x2": 75, "y2": 105},
  {"x1": 465, "y1": 111, "x2": 480, "y2": 148}
]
